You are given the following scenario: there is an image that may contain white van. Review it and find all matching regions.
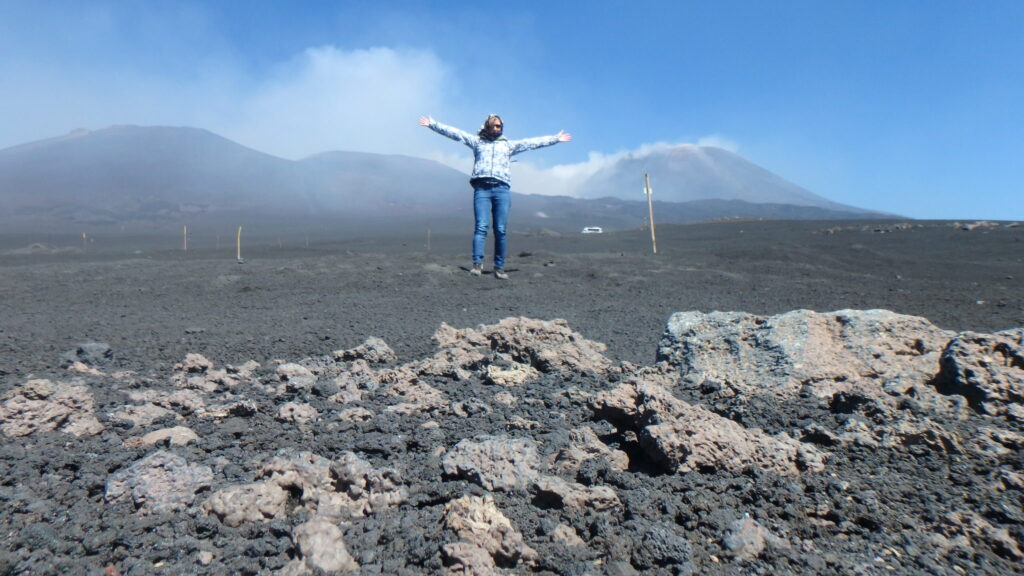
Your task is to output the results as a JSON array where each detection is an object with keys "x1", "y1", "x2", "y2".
[{"x1": 581, "y1": 226, "x2": 603, "y2": 234}]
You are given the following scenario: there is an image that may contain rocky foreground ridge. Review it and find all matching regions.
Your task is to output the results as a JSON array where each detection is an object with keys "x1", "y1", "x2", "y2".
[{"x1": 1, "y1": 310, "x2": 1022, "y2": 575}]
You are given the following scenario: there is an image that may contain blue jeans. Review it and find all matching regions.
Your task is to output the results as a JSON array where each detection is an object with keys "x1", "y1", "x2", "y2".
[{"x1": 472, "y1": 183, "x2": 511, "y2": 269}]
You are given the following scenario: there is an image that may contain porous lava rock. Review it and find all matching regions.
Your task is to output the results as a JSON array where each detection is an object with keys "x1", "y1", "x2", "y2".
[
  {"x1": 442, "y1": 436, "x2": 542, "y2": 492},
  {"x1": 442, "y1": 495, "x2": 539, "y2": 573},
  {"x1": 938, "y1": 328, "x2": 1024, "y2": 419},
  {"x1": 283, "y1": 516, "x2": 360, "y2": 574},
  {"x1": 657, "y1": 309, "x2": 953, "y2": 402},
  {"x1": 105, "y1": 450, "x2": 214, "y2": 515},
  {"x1": 592, "y1": 379, "x2": 826, "y2": 475},
  {"x1": 0, "y1": 378, "x2": 103, "y2": 437},
  {"x1": 2, "y1": 311, "x2": 1023, "y2": 575}
]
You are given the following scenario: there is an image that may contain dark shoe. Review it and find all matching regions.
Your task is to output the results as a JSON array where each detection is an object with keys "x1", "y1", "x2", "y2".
[
  {"x1": 494, "y1": 269, "x2": 508, "y2": 280},
  {"x1": 469, "y1": 264, "x2": 483, "y2": 276}
]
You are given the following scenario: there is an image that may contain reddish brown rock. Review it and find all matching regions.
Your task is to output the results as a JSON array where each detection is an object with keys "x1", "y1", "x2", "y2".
[
  {"x1": 442, "y1": 495, "x2": 538, "y2": 572},
  {"x1": 593, "y1": 380, "x2": 826, "y2": 475}
]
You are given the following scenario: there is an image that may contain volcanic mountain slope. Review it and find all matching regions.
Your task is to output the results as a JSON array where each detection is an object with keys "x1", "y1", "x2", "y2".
[
  {"x1": 0, "y1": 126, "x2": 884, "y2": 235},
  {"x1": 296, "y1": 150, "x2": 468, "y2": 214},
  {"x1": 0, "y1": 126, "x2": 303, "y2": 224},
  {"x1": 0, "y1": 126, "x2": 471, "y2": 229},
  {"x1": 578, "y1": 144, "x2": 865, "y2": 212}
]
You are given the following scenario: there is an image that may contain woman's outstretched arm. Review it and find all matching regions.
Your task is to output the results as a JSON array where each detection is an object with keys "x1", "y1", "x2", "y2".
[
  {"x1": 509, "y1": 130, "x2": 572, "y2": 155},
  {"x1": 419, "y1": 116, "x2": 475, "y2": 147}
]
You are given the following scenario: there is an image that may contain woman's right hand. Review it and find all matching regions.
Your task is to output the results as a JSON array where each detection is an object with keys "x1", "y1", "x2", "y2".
[{"x1": 419, "y1": 116, "x2": 433, "y2": 126}]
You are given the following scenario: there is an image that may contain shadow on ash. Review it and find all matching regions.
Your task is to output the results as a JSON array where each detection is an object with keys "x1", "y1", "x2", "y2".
[{"x1": 1, "y1": 311, "x2": 1022, "y2": 575}]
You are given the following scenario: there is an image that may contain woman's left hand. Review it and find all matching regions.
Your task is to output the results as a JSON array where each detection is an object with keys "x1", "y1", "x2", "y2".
[{"x1": 557, "y1": 130, "x2": 573, "y2": 142}]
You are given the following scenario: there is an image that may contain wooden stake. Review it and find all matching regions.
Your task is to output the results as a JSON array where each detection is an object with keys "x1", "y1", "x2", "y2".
[
  {"x1": 644, "y1": 172, "x2": 657, "y2": 254},
  {"x1": 183, "y1": 225, "x2": 188, "y2": 251},
  {"x1": 236, "y1": 226, "x2": 243, "y2": 262}
]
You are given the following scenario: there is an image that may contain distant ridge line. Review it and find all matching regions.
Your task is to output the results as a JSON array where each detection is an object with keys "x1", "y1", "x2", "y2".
[{"x1": 0, "y1": 125, "x2": 891, "y2": 235}]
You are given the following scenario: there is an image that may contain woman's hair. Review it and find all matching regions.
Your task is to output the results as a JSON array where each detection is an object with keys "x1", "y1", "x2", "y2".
[{"x1": 478, "y1": 115, "x2": 503, "y2": 139}]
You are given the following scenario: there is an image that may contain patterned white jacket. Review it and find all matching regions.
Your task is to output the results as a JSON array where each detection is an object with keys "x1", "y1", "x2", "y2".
[{"x1": 427, "y1": 119, "x2": 561, "y2": 187}]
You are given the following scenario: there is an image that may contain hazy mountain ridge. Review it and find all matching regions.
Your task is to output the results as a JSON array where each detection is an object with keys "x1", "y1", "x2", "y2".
[
  {"x1": 581, "y1": 144, "x2": 856, "y2": 210},
  {"x1": 296, "y1": 151, "x2": 468, "y2": 212},
  {"x1": 0, "y1": 126, "x2": 303, "y2": 217},
  {"x1": 0, "y1": 125, "x2": 887, "y2": 236}
]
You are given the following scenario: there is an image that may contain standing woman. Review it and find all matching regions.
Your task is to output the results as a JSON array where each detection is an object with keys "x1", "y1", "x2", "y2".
[{"x1": 419, "y1": 114, "x2": 572, "y2": 279}]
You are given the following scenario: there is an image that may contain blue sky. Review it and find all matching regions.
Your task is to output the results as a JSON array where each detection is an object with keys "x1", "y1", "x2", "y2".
[{"x1": 1, "y1": 1, "x2": 1022, "y2": 219}]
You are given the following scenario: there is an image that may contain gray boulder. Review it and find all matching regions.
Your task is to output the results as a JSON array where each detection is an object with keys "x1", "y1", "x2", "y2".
[
  {"x1": 442, "y1": 435, "x2": 542, "y2": 492},
  {"x1": 657, "y1": 309, "x2": 953, "y2": 399},
  {"x1": 59, "y1": 342, "x2": 113, "y2": 368},
  {"x1": 105, "y1": 451, "x2": 214, "y2": 514}
]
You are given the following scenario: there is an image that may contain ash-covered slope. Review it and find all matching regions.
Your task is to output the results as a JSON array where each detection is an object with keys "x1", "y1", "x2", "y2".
[
  {"x1": 0, "y1": 126, "x2": 885, "y2": 236},
  {"x1": 297, "y1": 151, "x2": 468, "y2": 214},
  {"x1": 0, "y1": 126, "x2": 471, "y2": 233},
  {"x1": 0, "y1": 126, "x2": 305, "y2": 225},
  {"x1": 511, "y1": 195, "x2": 887, "y2": 233},
  {"x1": 579, "y1": 144, "x2": 870, "y2": 213}
]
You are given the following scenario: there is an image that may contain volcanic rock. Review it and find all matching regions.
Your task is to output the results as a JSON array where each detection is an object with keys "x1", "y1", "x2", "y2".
[
  {"x1": 58, "y1": 342, "x2": 113, "y2": 368},
  {"x1": 0, "y1": 378, "x2": 103, "y2": 437},
  {"x1": 334, "y1": 336, "x2": 397, "y2": 364},
  {"x1": 3, "y1": 308, "x2": 1023, "y2": 575},
  {"x1": 442, "y1": 495, "x2": 538, "y2": 572},
  {"x1": 532, "y1": 475, "x2": 621, "y2": 511},
  {"x1": 286, "y1": 516, "x2": 359, "y2": 574},
  {"x1": 276, "y1": 402, "x2": 318, "y2": 424},
  {"x1": 202, "y1": 449, "x2": 407, "y2": 529},
  {"x1": 658, "y1": 309, "x2": 953, "y2": 403},
  {"x1": 201, "y1": 482, "x2": 289, "y2": 528},
  {"x1": 442, "y1": 436, "x2": 542, "y2": 492},
  {"x1": 550, "y1": 426, "x2": 629, "y2": 474},
  {"x1": 274, "y1": 363, "x2": 317, "y2": 394},
  {"x1": 384, "y1": 379, "x2": 449, "y2": 415},
  {"x1": 938, "y1": 328, "x2": 1024, "y2": 419},
  {"x1": 931, "y1": 510, "x2": 1023, "y2": 560},
  {"x1": 105, "y1": 451, "x2": 213, "y2": 514},
  {"x1": 109, "y1": 403, "x2": 176, "y2": 427},
  {"x1": 434, "y1": 317, "x2": 612, "y2": 374},
  {"x1": 128, "y1": 388, "x2": 206, "y2": 415},
  {"x1": 122, "y1": 425, "x2": 199, "y2": 448},
  {"x1": 592, "y1": 379, "x2": 826, "y2": 475},
  {"x1": 723, "y1": 515, "x2": 788, "y2": 561}
]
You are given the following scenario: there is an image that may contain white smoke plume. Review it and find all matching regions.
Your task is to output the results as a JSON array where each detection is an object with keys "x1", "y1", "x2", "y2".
[
  {"x1": 220, "y1": 46, "x2": 453, "y2": 160},
  {"x1": 472, "y1": 139, "x2": 739, "y2": 197}
]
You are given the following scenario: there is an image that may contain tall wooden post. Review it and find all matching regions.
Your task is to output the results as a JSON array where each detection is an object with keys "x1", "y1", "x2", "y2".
[
  {"x1": 183, "y1": 225, "x2": 188, "y2": 251},
  {"x1": 644, "y1": 172, "x2": 657, "y2": 254},
  {"x1": 236, "y1": 226, "x2": 243, "y2": 262}
]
